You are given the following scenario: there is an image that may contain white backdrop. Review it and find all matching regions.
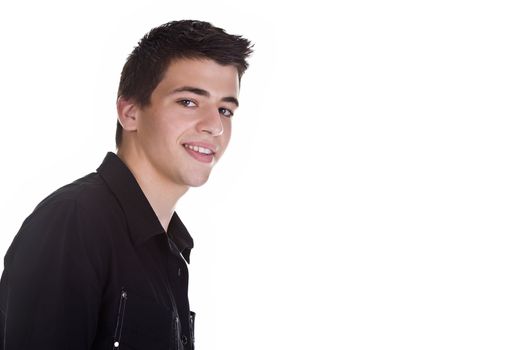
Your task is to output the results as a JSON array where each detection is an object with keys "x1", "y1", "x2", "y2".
[{"x1": 0, "y1": 1, "x2": 524, "y2": 349}]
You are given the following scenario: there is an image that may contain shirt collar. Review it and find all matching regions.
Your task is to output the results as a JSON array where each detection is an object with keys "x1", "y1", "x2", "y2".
[{"x1": 97, "y1": 152, "x2": 193, "y2": 263}]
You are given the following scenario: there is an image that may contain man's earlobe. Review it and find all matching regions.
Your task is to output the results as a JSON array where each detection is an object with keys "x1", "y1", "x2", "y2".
[{"x1": 117, "y1": 97, "x2": 139, "y2": 131}]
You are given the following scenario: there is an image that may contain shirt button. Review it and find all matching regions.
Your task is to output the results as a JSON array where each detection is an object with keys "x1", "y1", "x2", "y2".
[{"x1": 181, "y1": 335, "x2": 188, "y2": 344}]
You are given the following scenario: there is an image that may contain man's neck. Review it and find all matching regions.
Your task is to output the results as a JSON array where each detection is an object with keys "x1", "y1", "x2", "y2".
[{"x1": 116, "y1": 149, "x2": 188, "y2": 232}]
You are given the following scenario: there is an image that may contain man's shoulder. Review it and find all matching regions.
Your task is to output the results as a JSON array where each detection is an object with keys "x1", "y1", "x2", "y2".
[
  {"x1": 35, "y1": 172, "x2": 111, "y2": 211},
  {"x1": 3, "y1": 172, "x2": 122, "y2": 288},
  {"x1": 20, "y1": 171, "x2": 124, "y2": 240},
  {"x1": 6, "y1": 172, "x2": 124, "y2": 264}
]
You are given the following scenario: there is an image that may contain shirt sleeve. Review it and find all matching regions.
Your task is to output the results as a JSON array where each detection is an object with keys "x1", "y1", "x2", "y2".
[{"x1": 0, "y1": 198, "x2": 104, "y2": 349}]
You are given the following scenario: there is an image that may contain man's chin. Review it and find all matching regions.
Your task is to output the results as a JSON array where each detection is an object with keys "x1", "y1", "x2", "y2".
[
  {"x1": 186, "y1": 174, "x2": 211, "y2": 188},
  {"x1": 189, "y1": 182, "x2": 207, "y2": 188}
]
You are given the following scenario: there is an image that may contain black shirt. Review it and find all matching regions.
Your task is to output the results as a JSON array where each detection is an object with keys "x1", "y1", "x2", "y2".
[{"x1": 0, "y1": 152, "x2": 195, "y2": 350}]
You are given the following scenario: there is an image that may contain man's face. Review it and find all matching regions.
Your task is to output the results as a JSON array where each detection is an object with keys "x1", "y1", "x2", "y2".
[{"x1": 132, "y1": 58, "x2": 239, "y2": 189}]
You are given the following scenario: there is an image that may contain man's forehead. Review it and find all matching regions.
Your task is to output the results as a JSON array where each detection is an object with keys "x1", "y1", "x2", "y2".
[{"x1": 162, "y1": 58, "x2": 240, "y2": 95}]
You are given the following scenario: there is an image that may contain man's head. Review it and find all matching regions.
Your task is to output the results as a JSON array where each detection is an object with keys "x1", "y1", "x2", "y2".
[
  {"x1": 115, "y1": 20, "x2": 252, "y2": 190},
  {"x1": 116, "y1": 20, "x2": 253, "y2": 147}
]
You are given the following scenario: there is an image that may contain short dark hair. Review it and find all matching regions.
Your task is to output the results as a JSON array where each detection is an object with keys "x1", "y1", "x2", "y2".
[{"x1": 116, "y1": 20, "x2": 253, "y2": 147}]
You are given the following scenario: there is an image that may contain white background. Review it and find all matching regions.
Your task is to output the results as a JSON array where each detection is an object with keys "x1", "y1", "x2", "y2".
[{"x1": 0, "y1": 0, "x2": 524, "y2": 349}]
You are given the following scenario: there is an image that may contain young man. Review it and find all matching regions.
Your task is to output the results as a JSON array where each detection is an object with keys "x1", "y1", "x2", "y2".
[{"x1": 0, "y1": 20, "x2": 252, "y2": 349}]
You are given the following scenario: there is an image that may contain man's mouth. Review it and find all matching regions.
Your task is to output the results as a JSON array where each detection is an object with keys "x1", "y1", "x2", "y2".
[
  {"x1": 182, "y1": 143, "x2": 216, "y2": 164},
  {"x1": 183, "y1": 144, "x2": 214, "y2": 155}
]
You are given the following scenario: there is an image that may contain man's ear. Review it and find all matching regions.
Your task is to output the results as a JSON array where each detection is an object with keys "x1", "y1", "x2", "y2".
[{"x1": 117, "y1": 97, "x2": 139, "y2": 132}]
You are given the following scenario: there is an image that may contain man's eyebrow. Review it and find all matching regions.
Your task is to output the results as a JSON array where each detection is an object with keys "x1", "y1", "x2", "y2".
[
  {"x1": 221, "y1": 96, "x2": 239, "y2": 107},
  {"x1": 171, "y1": 86, "x2": 239, "y2": 107}
]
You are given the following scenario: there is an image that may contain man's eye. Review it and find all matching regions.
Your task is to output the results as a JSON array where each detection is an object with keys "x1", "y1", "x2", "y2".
[
  {"x1": 219, "y1": 107, "x2": 234, "y2": 118},
  {"x1": 178, "y1": 99, "x2": 197, "y2": 107}
]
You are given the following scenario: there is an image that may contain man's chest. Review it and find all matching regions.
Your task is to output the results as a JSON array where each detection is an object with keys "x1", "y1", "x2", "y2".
[{"x1": 93, "y1": 233, "x2": 193, "y2": 350}]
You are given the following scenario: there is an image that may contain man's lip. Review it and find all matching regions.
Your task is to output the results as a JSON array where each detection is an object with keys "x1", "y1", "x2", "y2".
[{"x1": 181, "y1": 141, "x2": 218, "y2": 154}]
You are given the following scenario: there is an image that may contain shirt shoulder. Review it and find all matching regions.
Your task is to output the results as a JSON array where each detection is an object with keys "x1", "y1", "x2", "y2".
[
  {"x1": 30, "y1": 172, "x2": 126, "y2": 228},
  {"x1": 34, "y1": 172, "x2": 113, "y2": 211},
  {"x1": 6, "y1": 172, "x2": 125, "y2": 272}
]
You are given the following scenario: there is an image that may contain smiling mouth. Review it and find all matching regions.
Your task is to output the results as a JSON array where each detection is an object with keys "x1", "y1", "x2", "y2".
[
  {"x1": 183, "y1": 144, "x2": 215, "y2": 155},
  {"x1": 183, "y1": 143, "x2": 215, "y2": 164}
]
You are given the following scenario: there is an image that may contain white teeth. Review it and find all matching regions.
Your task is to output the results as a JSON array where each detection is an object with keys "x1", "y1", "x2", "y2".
[{"x1": 184, "y1": 144, "x2": 213, "y2": 155}]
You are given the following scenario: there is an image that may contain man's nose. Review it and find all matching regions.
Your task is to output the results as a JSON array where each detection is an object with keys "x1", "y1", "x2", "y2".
[{"x1": 197, "y1": 107, "x2": 224, "y2": 136}]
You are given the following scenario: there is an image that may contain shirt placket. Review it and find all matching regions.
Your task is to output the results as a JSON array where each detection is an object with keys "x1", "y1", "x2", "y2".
[{"x1": 167, "y1": 237, "x2": 191, "y2": 349}]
